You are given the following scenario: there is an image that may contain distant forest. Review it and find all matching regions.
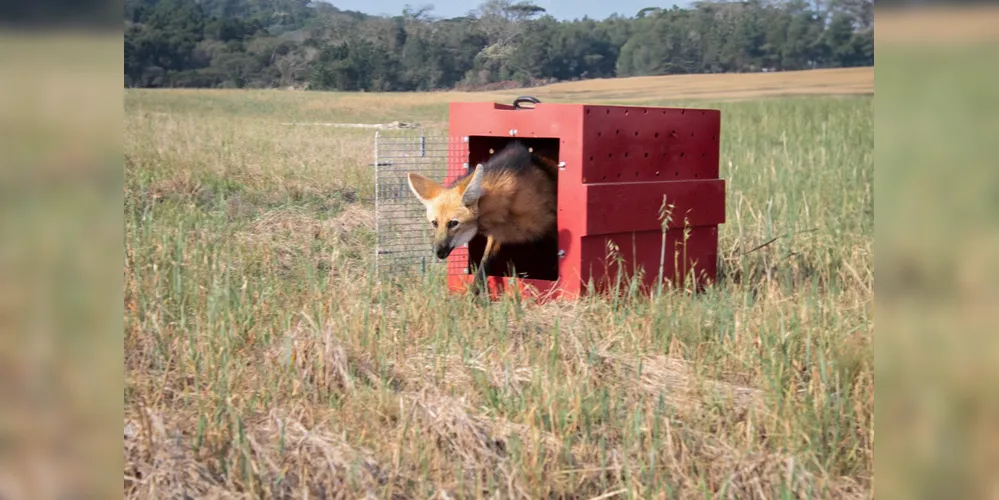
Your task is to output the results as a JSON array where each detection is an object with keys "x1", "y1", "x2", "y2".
[{"x1": 124, "y1": 0, "x2": 874, "y2": 91}]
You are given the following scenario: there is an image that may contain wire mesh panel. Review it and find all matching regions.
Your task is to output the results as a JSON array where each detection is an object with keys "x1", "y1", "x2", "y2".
[{"x1": 374, "y1": 130, "x2": 469, "y2": 280}]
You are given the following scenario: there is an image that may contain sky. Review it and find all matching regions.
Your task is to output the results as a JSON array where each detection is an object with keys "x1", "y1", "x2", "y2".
[{"x1": 320, "y1": 0, "x2": 694, "y2": 21}]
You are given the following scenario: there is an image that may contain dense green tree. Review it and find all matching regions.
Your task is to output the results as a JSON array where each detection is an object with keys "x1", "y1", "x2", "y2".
[{"x1": 123, "y1": 0, "x2": 874, "y2": 90}]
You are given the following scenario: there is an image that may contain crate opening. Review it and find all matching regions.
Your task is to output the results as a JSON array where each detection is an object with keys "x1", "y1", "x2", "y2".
[{"x1": 466, "y1": 136, "x2": 561, "y2": 282}]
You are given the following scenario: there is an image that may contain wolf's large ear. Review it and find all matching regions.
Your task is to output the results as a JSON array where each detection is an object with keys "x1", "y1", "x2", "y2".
[
  {"x1": 461, "y1": 164, "x2": 485, "y2": 207},
  {"x1": 407, "y1": 173, "x2": 442, "y2": 206}
]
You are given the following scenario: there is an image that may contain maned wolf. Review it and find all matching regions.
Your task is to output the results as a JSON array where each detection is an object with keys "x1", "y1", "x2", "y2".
[{"x1": 405, "y1": 141, "x2": 558, "y2": 294}]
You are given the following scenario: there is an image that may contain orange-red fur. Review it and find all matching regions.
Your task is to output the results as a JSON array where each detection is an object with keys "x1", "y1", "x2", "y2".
[{"x1": 406, "y1": 141, "x2": 558, "y2": 293}]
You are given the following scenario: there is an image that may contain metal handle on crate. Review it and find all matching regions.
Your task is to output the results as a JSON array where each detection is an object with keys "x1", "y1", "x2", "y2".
[{"x1": 512, "y1": 96, "x2": 541, "y2": 109}]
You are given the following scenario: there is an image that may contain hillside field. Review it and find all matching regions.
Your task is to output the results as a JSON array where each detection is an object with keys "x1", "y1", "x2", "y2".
[{"x1": 124, "y1": 68, "x2": 873, "y2": 498}]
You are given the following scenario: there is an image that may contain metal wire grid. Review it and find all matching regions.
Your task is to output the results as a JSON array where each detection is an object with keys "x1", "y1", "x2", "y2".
[{"x1": 373, "y1": 130, "x2": 469, "y2": 279}]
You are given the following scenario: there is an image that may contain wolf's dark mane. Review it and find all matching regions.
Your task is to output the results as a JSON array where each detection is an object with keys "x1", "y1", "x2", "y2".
[{"x1": 447, "y1": 141, "x2": 554, "y2": 187}]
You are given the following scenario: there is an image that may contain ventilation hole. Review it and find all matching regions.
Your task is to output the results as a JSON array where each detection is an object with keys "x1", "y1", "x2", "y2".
[
  {"x1": 644, "y1": 153, "x2": 649, "y2": 158},
  {"x1": 662, "y1": 110, "x2": 667, "y2": 115},
  {"x1": 695, "y1": 173, "x2": 699, "y2": 178},
  {"x1": 702, "y1": 153, "x2": 706, "y2": 158},
  {"x1": 713, "y1": 135, "x2": 717, "y2": 140},
  {"x1": 655, "y1": 171, "x2": 660, "y2": 176},
  {"x1": 624, "y1": 152, "x2": 629, "y2": 158},
  {"x1": 643, "y1": 109, "x2": 648, "y2": 114},
  {"x1": 586, "y1": 109, "x2": 591, "y2": 115},
  {"x1": 624, "y1": 110, "x2": 629, "y2": 116},
  {"x1": 634, "y1": 131, "x2": 639, "y2": 137},
  {"x1": 615, "y1": 129, "x2": 620, "y2": 135},
  {"x1": 634, "y1": 172, "x2": 639, "y2": 177},
  {"x1": 675, "y1": 171, "x2": 679, "y2": 177},
  {"x1": 598, "y1": 132, "x2": 602, "y2": 137},
  {"x1": 701, "y1": 111, "x2": 706, "y2": 115},
  {"x1": 691, "y1": 132, "x2": 695, "y2": 137},
  {"x1": 681, "y1": 110, "x2": 686, "y2": 114},
  {"x1": 608, "y1": 153, "x2": 612, "y2": 158},
  {"x1": 680, "y1": 152, "x2": 685, "y2": 157},
  {"x1": 589, "y1": 156, "x2": 594, "y2": 161},
  {"x1": 617, "y1": 173, "x2": 622, "y2": 178},
  {"x1": 654, "y1": 132, "x2": 660, "y2": 138},
  {"x1": 606, "y1": 109, "x2": 610, "y2": 115}
]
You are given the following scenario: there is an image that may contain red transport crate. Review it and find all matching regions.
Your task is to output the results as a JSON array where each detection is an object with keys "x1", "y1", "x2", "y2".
[{"x1": 443, "y1": 98, "x2": 725, "y2": 301}]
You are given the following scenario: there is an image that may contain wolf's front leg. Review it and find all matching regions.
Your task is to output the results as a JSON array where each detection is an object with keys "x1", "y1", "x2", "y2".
[
  {"x1": 471, "y1": 235, "x2": 499, "y2": 297},
  {"x1": 470, "y1": 261, "x2": 487, "y2": 297}
]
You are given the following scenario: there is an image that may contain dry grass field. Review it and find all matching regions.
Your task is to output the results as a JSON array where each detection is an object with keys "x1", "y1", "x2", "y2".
[
  {"x1": 520, "y1": 67, "x2": 872, "y2": 102},
  {"x1": 124, "y1": 66, "x2": 873, "y2": 499},
  {"x1": 138, "y1": 66, "x2": 871, "y2": 127}
]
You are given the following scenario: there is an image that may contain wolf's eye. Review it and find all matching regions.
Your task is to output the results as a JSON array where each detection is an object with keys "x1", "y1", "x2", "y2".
[
  {"x1": 447, "y1": 220, "x2": 458, "y2": 229},
  {"x1": 431, "y1": 220, "x2": 438, "y2": 228}
]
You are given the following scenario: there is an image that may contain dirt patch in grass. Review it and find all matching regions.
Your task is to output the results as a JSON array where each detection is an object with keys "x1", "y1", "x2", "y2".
[
  {"x1": 235, "y1": 204, "x2": 375, "y2": 273},
  {"x1": 240, "y1": 205, "x2": 373, "y2": 246}
]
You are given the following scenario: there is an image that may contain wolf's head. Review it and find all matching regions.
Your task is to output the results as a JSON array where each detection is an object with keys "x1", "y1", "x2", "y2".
[{"x1": 406, "y1": 166, "x2": 485, "y2": 260}]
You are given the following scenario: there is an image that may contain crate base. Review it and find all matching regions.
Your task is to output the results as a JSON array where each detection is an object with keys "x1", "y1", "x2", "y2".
[{"x1": 447, "y1": 275, "x2": 568, "y2": 303}]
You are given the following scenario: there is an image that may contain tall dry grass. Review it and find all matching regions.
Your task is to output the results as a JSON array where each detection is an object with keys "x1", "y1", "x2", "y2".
[{"x1": 124, "y1": 86, "x2": 872, "y2": 498}]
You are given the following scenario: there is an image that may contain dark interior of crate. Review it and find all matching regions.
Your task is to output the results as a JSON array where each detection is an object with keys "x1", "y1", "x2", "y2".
[{"x1": 465, "y1": 136, "x2": 561, "y2": 281}]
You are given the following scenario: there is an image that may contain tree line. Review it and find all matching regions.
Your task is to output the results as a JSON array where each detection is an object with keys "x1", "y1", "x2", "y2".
[{"x1": 124, "y1": 0, "x2": 873, "y2": 91}]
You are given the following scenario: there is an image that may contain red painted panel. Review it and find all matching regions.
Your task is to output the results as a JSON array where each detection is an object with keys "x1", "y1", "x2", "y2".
[
  {"x1": 446, "y1": 245, "x2": 470, "y2": 278},
  {"x1": 448, "y1": 102, "x2": 584, "y2": 142},
  {"x1": 584, "y1": 179, "x2": 726, "y2": 235},
  {"x1": 445, "y1": 134, "x2": 471, "y2": 276},
  {"x1": 447, "y1": 101, "x2": 589, "y2": 298},
  {"x1": 579, "y1": 227, "x2": 719, "y2": 293},
  {"x1": 580, "y1": 105, "x2": 720, "y2": 184}
]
